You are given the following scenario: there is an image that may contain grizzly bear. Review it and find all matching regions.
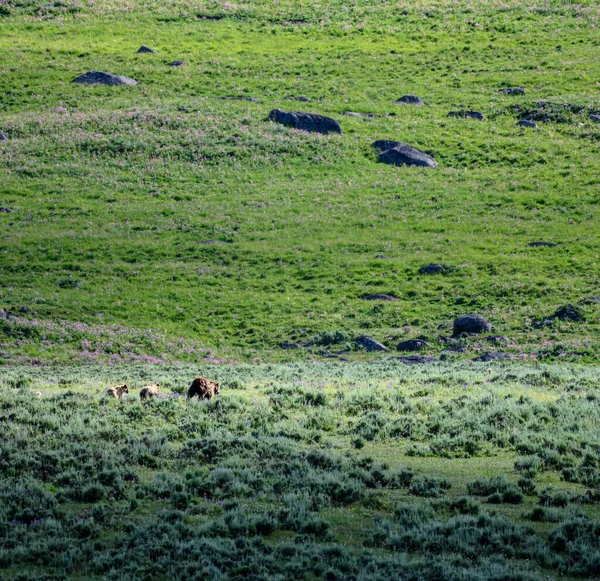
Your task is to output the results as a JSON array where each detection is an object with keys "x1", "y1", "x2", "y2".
[
  {"x1": 140, "y1": 384, "x2": 160, "y2": 400},
  {"x1": 187, "y1": 377, "x2": 220, "y2": 400},
  {"x1": 105, "y1": 384, "x2": 129, "y2": 400}
]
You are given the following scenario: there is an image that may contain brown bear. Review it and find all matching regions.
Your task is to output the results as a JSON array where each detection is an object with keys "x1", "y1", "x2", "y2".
[
  {"x1": 105, "y1": 384, "x2": 129, "y2": 400},
  {"x1": 187, "y1": 376, "x2": 220, "y2": 400},
  {"x1": 140, "y1": 384, "x2": 160, "y2": 400}
]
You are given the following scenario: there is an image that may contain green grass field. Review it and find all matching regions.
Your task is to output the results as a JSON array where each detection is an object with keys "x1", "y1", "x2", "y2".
[
  {"x1": 1, "y1": 0, "x2": 600, "y2": 364},
  {"x1": 1, "y1": 1, "x2": 600, "y2": 579}
]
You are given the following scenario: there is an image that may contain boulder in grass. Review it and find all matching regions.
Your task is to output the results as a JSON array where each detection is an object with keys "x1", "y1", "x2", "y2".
[
  {"x1": 360, "y1": 293, "x2": 398, "y2": 301},
  {"x1": 268, "y1": 109, "x2": 342, "y2": 134},
  {"x1": 397, "y1": 339, "x2": 429, "y2": 352},
  {"x1": 499, "y1": 87, "x2": 525, "y2": 95},
  {"x1": 168, "y1": 60, "x2": 185, "y2": 67},
  {"x1": 355, "y1": 335, "x2": 387, "y2": 352},
  {"x1": 590, "y1": 114, "x2": 600, "y2": 122},
  {"x1": 448, "y1": 110, "x2": 484, "y2": 121},
  {"x1": 72, "y1": 71, "x2": 138, "y2": 86},
  {"x1": 0, "y1": 131, "x2": 7, "y2": 140},
  {"x1": 578, "y1": 296, "x2": 600, "y2": 305},
  {"x1": 397, "y1": 355, "x2": 438, "y2": 365},
  {"x1": 418, "y1": 263, "x2": 449, "y2": 275},
  {"x1": 396, "y1": 95, "x2": 424, "y2": 105},
  {"x1": 374, "y1": 141, "x2": 437, "y2": 168},
  {"x1": 554, "y1": 304, "x2": 584, "y2": 322},
  {"x1": 527, "y1": 241, "x2": 557, "y2": 247},
  {"x1": 452, "y1": 314, "x2": 491, "y2": 336},
  {"x1": 137, "y1": 45, "x2": 157, "y2": 54},
  {"x1": 517, "y1": 119, "x2": 537, "y2": 128}
]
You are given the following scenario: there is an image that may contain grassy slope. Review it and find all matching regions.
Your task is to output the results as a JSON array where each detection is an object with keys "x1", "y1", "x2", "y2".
[{"x1": 1, "y1": 0, "x2": 600, "y2": 364}]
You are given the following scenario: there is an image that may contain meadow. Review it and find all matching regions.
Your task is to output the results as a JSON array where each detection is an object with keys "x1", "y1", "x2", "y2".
[
  {"x1": 1, "y1": 0, "x2": 600, "y2": 364},
  {"x1": 1, "y1": 1, "x2": 600, "y2": 578},
  {"x1": 0, "y1": 361, "x2": 599, "y2": 580}
]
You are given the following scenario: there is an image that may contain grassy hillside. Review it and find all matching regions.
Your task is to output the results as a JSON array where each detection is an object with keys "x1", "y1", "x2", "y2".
[
  {"x1": 1, "y1": 0, "x2": 600, "y2": 364},
  {"x1": 0, "y1": 362, "x2": 599, "y2": 580}
]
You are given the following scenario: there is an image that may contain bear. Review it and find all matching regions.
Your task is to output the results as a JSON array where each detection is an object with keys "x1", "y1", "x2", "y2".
[
  {"x1": 140, "y1": 384, "x2": 160, "y2": 400},
  {"x1": 105, "y1": 384, "x2": 129, "y2": 400},
  {"x1": 187, "y1": 376, "x2": 220, "y2": 400}
]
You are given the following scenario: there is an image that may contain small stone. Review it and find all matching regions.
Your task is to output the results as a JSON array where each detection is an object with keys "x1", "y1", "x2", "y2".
[
  {"x1": 268, "y1": 109, "x2": 342, "y2": 134},
  {"x1": 286, "y1": 95, "x2": 309, "y2": 102},
  {"x1": 418, "y1": 263, "x2": 448, "y2": 275},
  {"x1": 527, "y1": 241, "x2": 557, "y2": 247},
  {"x1": 472, "y1": 352, "x2": 513, "y2": 362},
  {"x1": 355, "y1": 336, "x2": 387, "y2": 352},
  {"x1": 499, "y1": 87, "x2": 525, "y2": 95},
  {"x1": 281, "y1": 342, "x2": 302, "y2": 350},
  {"x1": 0, "y1": 207, "x2": 13, "y2": 213},
  {"x1": 452, "y1": 314, "x2": 491, "y2": 336},
  {"x1": 486, "y1": 335, "x2": 509, "y2": 344},
  {"x1": 589, "y1": 114, "x2": 600, "y2": 122},
  {"x1": 360, "y1": 294, "x2": 398, "y2": 301},
  {"x1": 395, "y1": 95, "x2": 424, "y2": 105},
  {"x1": 533, "y1": 319, "x2": 554, "y2": 329},
  {"x1": 579, "y1": 296, "x2": 600, "y2": 305},
  {"x1": 72, "y1": 71, "x2": 138, "y2": 86},
  {"x1": 397, "y1": 339, "x2": 429, "y2": 352},
  {"x1": 168, "y1": 60, "x2": 185, "y2": 66},
  {"x1": 517, "y1": 119, "x2": 537, "y2": 128},
  {"x1": 448, "y1": 110, "x2": 484, "y2": 121},
  {"x1": 0, "y1": 131, "x2": 8, "y2": 140},
  {"x1": 397, "y1": 355, "x2": 438, "y2": 365},
  {"x1": 137, "y1": 45, "x2": 157, "y2": 54}
]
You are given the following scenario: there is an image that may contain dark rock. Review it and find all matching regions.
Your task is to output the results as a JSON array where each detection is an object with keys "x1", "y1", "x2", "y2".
[
  {"x1": 579, "y1": 296, "x2": 600, "y2": 305},
  {"x1": 375, "y1": 142, "x2": 437, "y2": 168},
  {"x1": 178, "y1": 106, "x2": 189, "y2": 112},
  {"x1": 591, "y1": 114, "x2": 600, "y2": 122},
  {"x1": 499, "y1": 87, "x2": 525, "y2": 95},
  {"x1": 137, "y1": 45, "x2": 157, "y2": 54},
  {"x1": 554, "y1": 303, "x2": 584, "y2": 322},
  {"x1": 397, "y1": 339, "x2": 429, "y2": 352},
  {"x1": 527, "y1": 241, "x2": 557, "y2": 247},
  {"x1": 448, "y1": 110, "x2": 484, "y2": 121},
  {"x1": 360, "y1": 294, "x2": 398, "y2": 301},
  {"x1": 286, "y1": 95, "x2": 309, "y2": 102},
  {"x1": 220, "y1": 96, "x2": 260, "y2": 102},
  {"x1": 281, "y1": 342, "x2": 302, "y2": 350},
  {"x1": 72, "y1": 71, "x2": 138, "y2": 86},
  {"x1": 418, "y1": 263, "x2": 448, "y2": 275},
  {"x1": 441, "y1": 346, "x2": 465, "y2": 354},
  {"x1": 372, "y1": 140, "x2": 403, "y2": 152},
  {"x1": 19, "y1": 306, "x2": 29, "y2": 313},
  {"x1": 397, "y1": 355, "x2": 438, "y2": 365},
  {"x1": 517, "y1": 119, "x2": 537, "y2": 128},
  {"x1": 168, "y1": 60, "x2": 185, "y2": 66},
  {"x1": 0, "y1": 131, "x2": 8, "y2": 140},
  {"x1": 533, "y1": 319, "x2": 554, "y2": 329},
  {"x1": 472, "y1": 352, "x2": 513, "y2": 362},
  {"x1": 486, "y1": 335, "x2": 509, "y2": 344},
  {"x1": 395, "y1": 95, "x2": 424, "y2": 105},
  {"x1": 355, "y1": 336, "x2": 387, "y2": 352},
  {"x1": 0, "y1": 207, "x2": 13, "y2": 213},
  {"x1": 452, "y1": 314, "x2": 491, "y2": 336},
  {"x1": 0, "y1": 309, "x2": 6, "y2": 319},
  {"x1": 268, "y1": 109, "x2": 342, "y2": 134}
]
